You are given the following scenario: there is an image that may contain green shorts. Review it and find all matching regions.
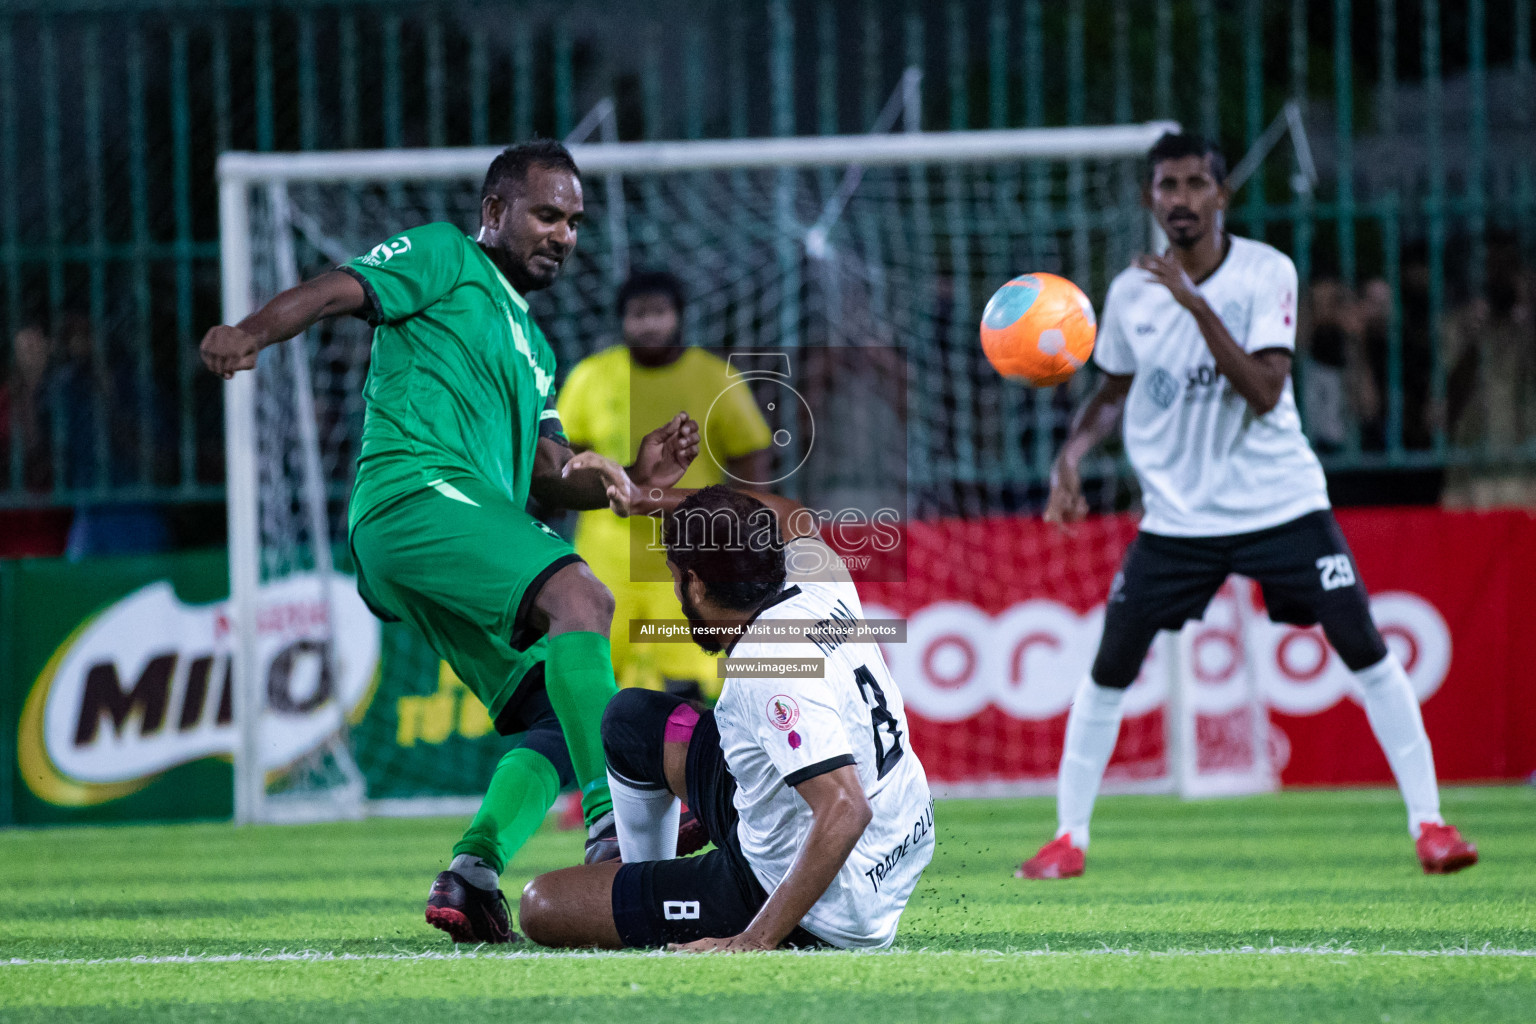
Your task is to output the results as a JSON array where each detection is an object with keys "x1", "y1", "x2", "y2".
[{"x1": 349, "y1": 476, "x2": 581, "y2": 722}]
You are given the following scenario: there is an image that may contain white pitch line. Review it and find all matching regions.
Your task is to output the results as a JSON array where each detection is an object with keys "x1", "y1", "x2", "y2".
[{"x1": 4, "y1": 944, "x2": 1535, "y2": 967}]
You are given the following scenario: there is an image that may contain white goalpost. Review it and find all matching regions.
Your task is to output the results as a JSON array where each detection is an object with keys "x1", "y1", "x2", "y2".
[{"x1": 218, "y1": 116, "x2": 1275, "y2": 825}]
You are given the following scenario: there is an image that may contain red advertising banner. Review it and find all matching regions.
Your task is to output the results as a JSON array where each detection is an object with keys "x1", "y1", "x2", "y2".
[{"x1": 847, "y1": 508, "x2": 1536, "y2": 789}]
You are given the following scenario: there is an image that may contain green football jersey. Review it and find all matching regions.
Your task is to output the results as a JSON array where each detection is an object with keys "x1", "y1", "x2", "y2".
[{"x1": 340, "y1": 221, "x2": 563, "y2": 533}]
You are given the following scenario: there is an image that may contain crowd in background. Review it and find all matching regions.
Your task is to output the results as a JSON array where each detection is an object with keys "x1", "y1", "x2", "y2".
[
  {"x1": 3, "y1": 249, "x2": 1534, "y2": 559},
  {"x1": 1301, "y1": 236, "x2": 1536, "y2": 508},
  {"x1": 0, "y1": 314, "x2": 171, "y2": 559}
]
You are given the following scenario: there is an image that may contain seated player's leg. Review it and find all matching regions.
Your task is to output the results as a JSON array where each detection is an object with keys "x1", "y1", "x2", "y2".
[
  {"x1": 1020, "y1": 531, "x2": 1228, "y2": 879},
  {"x1": 520, "y1": 688, "x2": 822, "y2": 949},
  {"x1": 1238, "y1": 511, "x2": 1477, "y2": 873},
  {"x1": 599, "y1": 687, "x2": 688, "y2": 862}
]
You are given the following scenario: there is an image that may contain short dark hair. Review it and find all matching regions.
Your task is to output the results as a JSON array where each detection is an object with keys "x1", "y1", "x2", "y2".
[
  {"x1": 663, "y1": 486, "x2": 786, "y2": 612},
  {"x1": 1147, "y1": 132, "x2": 1227, "y2": 186},
  {"x1": 481, "y1": 139, "x2": 581, "y2": 204},
  {"x1": 617, "y1": 269, "x2": 686, "y2": 318}
]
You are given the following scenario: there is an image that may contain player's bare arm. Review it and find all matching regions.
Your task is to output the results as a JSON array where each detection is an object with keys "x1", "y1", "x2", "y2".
[
  {"x1": 669, "y1": 765, "x2": 872, "y2": 954},
  {"x1": 564, "y1": 458, "x2": 822, "y2": 542},
  {"x1": 199, "y1": 271, "x2": 367, "y2": 380},
  {"x1": 542, "y1": 413, "x2": 700, "y2": 513},
  {"x1": 1045, "y1": 372, "x2": 1132, "y2": 529},
  {"x1": 1136, "y1": 252, "x2": 1290, "y2": 415}
]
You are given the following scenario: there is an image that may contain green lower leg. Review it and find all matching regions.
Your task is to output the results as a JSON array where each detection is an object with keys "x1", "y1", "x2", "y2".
[
  {"x1": 546, "y1": 630, "x2": 617, "y2": 826},
  {"x1": 452, "y1": 746, "x2": 562, "y2": 875}
]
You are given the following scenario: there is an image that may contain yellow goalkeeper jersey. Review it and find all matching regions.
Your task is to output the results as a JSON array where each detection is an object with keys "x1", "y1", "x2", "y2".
[{"x1": 558, "y1": 345, "x2": 773, "y2": 585}]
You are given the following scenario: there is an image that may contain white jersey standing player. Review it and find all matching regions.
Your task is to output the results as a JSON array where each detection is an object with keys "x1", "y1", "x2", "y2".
[
  {"x1": 522, "y1": 483, "x2": 934, "y2": 950},
  {"x1": 1018, "y1": 132, "x2": 1477, "y2": 880}
]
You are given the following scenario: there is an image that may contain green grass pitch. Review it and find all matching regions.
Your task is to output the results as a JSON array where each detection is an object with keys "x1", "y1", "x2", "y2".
[{"x1": 1, "y1": 786, "x2": 1532, "y2": 1023}]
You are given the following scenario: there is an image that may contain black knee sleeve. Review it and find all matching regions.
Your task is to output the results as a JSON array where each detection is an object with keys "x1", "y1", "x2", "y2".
[
  {"x1": 1089, "y1": 613, "x2": 1162, "y2": 690},
  {"x1": 601, "y1": 687, "x2": 686, "y2": 790},
  {"x1": 1319, "y1": 594, "x2": 1390, "y2": 672}
]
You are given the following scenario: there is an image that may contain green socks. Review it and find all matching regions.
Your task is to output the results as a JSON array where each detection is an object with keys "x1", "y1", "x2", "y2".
[
  {"x1": 453, "y1": 631, "x2": 618, "y2": 877},
  {"x1": 453, "y1": 746, "x2": 561, "y2": 875},
  {"x1": 546, "y1": 630, "x2": 617, "y2": 826}
]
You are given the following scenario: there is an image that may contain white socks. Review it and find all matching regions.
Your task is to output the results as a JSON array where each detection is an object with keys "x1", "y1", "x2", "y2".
[
  {"x1": 1055, "y1": 678, "x2": 1128, "y2": 849},
  {"x1": 1355, "y1": 652, "x2": 1443, "y2": 837},
  {"x1": 608, "y1": 770, "x2": 679, "y2": 862},
  {"x1": 449, "y1": 854, "x2": 499, "y2": 891},
  {"x1": 1051, "y1": 656, "x2": 1441, "y2": 848}
]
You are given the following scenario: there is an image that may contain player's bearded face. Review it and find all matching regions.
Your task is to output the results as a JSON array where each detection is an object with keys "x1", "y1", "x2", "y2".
[
  {"x1": 623, "y1": 293, "x2": 681, "y2": 354},
  {"x1": 489, "y1": 164, "x2": 584, "y2": 291},
  {"x1": 1149, "y1": 154, "x2": 1225, "y2": 249},
  {"x1": 677, "y1": 576, "x2": 728, "y2": 654}
]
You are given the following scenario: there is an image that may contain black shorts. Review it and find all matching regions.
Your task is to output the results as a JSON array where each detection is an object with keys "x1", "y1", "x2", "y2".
[
  {"x1": 1092, "y1": 509, "x2": 1388, "y2": 687},
  {"x1": 610, "y1": 711, "x2": 828, "y2": 949}
]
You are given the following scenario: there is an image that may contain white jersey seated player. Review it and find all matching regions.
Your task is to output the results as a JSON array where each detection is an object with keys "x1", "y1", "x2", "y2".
[
  {"x1": 1019, "y1": 131, "x2": 1477, "y2": 881},
  {"x1": 520, "y1": 481, "x2": 934, "y2": 951}
]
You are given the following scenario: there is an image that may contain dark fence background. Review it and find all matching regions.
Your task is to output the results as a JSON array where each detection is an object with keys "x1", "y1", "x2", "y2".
[{"x1": 1, "y1": 0, "x2": 1532, "y2": 549}]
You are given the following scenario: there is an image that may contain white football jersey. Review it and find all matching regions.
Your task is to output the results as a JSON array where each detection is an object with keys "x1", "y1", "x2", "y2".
[
  {"x1": 714, "y1": 538, "x2": 934, "y2": 949},
  {"x1": 1094, "y1": 234, "x2": 1330, "y2": 537}
]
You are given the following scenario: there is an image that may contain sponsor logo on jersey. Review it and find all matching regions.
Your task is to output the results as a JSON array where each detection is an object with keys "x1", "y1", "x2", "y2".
[
  {"x1": 1134, "y1": 322, "x2": 1156, "y2": 335},
  {"x1": 17, "y1": 573, "x2": 379, "y2": 807},
  {"x1": 767, "y1": 695, "x2": 800, "y2": 731},
  {"x1": 356, "y1": 236, "x2": 412, "y2": 267},
  {"x1": 1185, "y1": 364, "x2": 1220, "y2": 397},
  {"x1": 864, "y1": 801, "x2": 934, "y2": 893},
  {"x1": 1147, "y1": 367, "x2": 1179, "y2": 409},
  {"x1": 787, "y1": 730, "x2": 802, "y2": 750}
]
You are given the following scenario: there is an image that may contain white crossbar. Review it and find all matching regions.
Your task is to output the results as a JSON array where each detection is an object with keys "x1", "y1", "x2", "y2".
[{"x1": 218, "y1": 123, "x2": 1180, "y2": 184}]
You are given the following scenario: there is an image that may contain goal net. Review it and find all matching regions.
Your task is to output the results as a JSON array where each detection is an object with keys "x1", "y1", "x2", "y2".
[{"x1": 220, "y1": 121, "x2": 1273, "y2": 823}]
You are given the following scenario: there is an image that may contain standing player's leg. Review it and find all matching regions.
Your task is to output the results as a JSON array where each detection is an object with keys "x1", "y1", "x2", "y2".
[
  {"x1": 1242, "y1": 511, "x2": 1477, "y2": 873},
  {"x1": 526, "y1": 560, "x2": 622, "y2": 841},
  {"x1": 1019, "y1": 532, "x2": 1228, "y2": 879},
  {"x1": 350, "y1": 479, "x2": 619, "y2": 940},
  {"x1": 429, "y1": 674, "x2": 577, "y2": 943}
]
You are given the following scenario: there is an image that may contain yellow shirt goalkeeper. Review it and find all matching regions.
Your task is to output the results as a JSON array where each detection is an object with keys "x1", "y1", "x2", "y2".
[{"x1": 559, "y1": 271, "x2": 772, "y2": 698}]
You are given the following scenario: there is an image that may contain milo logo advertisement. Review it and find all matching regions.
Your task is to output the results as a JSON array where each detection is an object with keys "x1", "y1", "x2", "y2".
[{"x1": 1, "y1": 553, "x2": 379, "y2": 822}]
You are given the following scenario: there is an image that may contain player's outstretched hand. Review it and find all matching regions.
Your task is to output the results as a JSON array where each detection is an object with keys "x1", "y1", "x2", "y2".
[
  {"x1": 200, "y1": 324, "x2": 261, "y2": 380},
  {"x1": 563, "y1": 450, "x2": 644, "y2": 518},
  {"x1": 666, "y1": 933, "x2": 773, "y2": 954},
  {"x1": 1043, "y1": 460, "x2": 1089, "y2": 532},
  {"x1": 1135, "y1": 253, "x2": 1201, "y2": 311},
  {"x1": 630, "y1": 412, "x2": 701, "y2": 490}
]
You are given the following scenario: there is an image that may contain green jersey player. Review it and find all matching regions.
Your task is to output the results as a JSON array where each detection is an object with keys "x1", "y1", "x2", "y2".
[{"x1": 200, "y1": 140, "x2": 700, "y2": 944}]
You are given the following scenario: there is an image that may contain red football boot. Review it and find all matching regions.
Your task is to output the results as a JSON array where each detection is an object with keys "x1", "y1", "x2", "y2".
[
  {"x1": 425, "y1": 870, "x2": 518, "y2": 944},
  {"x1": 1416, "y1": 823, "x2": 1478, "y2": 874},
  {"x1": 1016, "y1": 834, "x2": 1085, "y2": 879}
]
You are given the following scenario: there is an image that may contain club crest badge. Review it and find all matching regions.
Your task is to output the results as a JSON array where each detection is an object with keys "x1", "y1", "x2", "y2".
[{"x1": 767, "y1": 695, "x2": 801, "y2": 731}]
